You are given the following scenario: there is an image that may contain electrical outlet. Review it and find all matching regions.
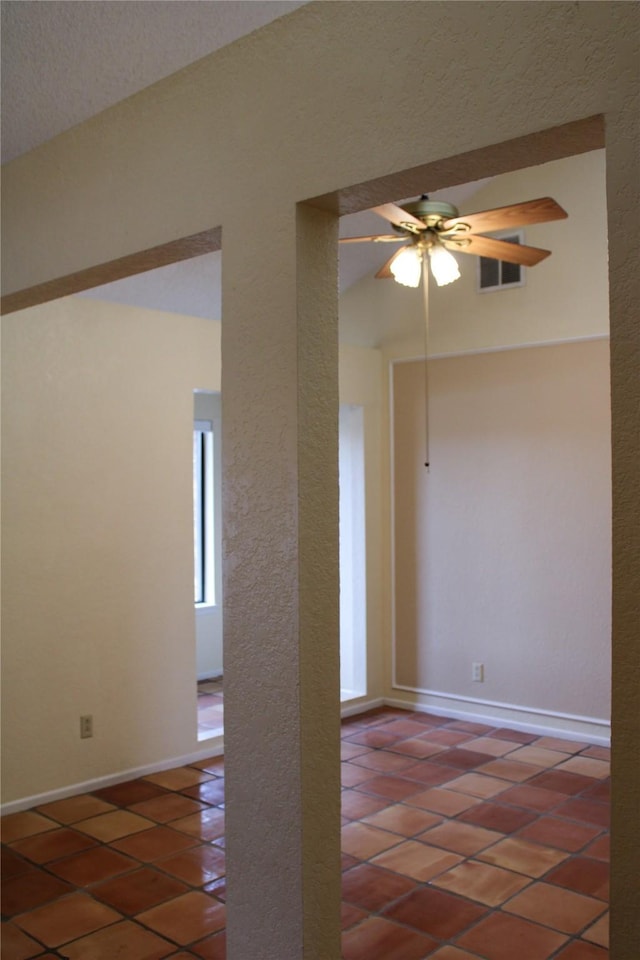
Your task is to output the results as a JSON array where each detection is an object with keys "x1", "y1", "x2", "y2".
[
  {"x1": 472, "y1": 662, "x2": 484, "y2": 682},
  {"x1": 80, "y1": 715, "x2": 93, "y2": 739}
]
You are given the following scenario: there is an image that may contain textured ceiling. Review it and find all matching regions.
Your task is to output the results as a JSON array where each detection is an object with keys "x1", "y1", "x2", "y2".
[
  {"x1": 1, "y1": 0, "x2": 308, "y2": 163},
  {"x1": 2, "y1": 1, "x2": 489, "y2": 342}
]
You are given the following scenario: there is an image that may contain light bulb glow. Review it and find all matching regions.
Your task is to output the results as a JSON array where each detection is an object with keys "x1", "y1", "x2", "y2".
[
  {"x1": 390, "y1": 246, "x2": 422, "y2": 288},
  {"x1": 429, "y1": 245, "x2": 460, "y2": 286}
]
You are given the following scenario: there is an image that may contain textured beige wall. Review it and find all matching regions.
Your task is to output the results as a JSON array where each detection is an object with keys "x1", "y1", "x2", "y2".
[
  {"x1": 393, "y1": 341, "x2": 611, "y2": 720},
  {"x1": 1, "y1": 2, "x2": 638, "y2": 956}
]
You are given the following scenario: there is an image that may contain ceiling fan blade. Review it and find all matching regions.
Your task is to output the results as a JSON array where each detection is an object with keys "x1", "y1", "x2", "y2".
[
  {"x1": 441, "y1": 197, "x2": 567, "y2": 236},
  {"x1": 445, "y1": 234, "x2": 550, "y2": 266},
  {"x1": 375, "y1": 246, "x2": 408, "y2": 279},
  {"x1": 372, "y1": 203, "x2": 425, "y2": 234},
  {"x1": 339, "y1": 234, "x2": 406, "y2": 244}
]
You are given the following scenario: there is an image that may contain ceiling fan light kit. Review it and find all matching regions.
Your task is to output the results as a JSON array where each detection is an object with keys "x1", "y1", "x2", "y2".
[{"x1": 342, "y1": 194, "x2": 568, "y2": 289}]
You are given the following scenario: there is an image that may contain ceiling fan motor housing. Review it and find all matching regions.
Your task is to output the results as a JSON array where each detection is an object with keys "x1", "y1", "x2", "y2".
[{"x1": 403, "y1": 198, "x2": 460, "y2": 230}]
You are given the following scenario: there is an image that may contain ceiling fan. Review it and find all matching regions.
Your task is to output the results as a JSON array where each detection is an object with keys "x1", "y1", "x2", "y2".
[{"x1": 340, "y1": 195, "x2": 568, "y2": 288}]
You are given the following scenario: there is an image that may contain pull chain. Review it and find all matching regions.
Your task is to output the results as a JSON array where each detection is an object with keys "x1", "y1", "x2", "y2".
[{"x1": 421, "y1": 253, "x2": 430, "y2": 471}]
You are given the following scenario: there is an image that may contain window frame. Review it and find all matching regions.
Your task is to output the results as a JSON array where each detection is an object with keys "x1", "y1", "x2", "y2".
[
  {"x1": 193, "y1": 419, "x2": 215, "y2": 606},
  {"x1": 477, "y1": 229, "x2": 526, "y2": 293}
]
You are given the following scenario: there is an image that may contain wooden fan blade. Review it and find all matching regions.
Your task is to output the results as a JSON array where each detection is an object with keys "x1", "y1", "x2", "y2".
[
  {"x1": 372, "y1": 203, "x2": 425, "y2": 234},
  {"x1": 375, "y1": 247, "x2": 408, "y2": 279},
  {"x1": 339, "y1": 234, "x2": 406, "y2": 244},
  {"x1": 441, "y1": 197, "x2": 567, "y2": 236},
  {"x1": 445, "y1": 234, "x2": 550, "y2": 266}
]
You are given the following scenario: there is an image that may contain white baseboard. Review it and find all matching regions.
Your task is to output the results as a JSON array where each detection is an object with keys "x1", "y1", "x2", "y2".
[
  {"x1": 340, "y1": 695, "x2": 384, "y2": 718},
  {"x1": 384, "y1": 688, "x2": 611, "y2": 746},
  {"x1": 2, "y1": 693, "x2": 609, "y2": 815},
  {"x1": 1, "y1": 738, "x2": 225, "y2": 817}
]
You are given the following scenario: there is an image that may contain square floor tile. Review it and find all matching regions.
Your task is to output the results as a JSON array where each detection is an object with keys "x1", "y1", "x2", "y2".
[
  {"x1": 431, "y1": 859, "x2": 530, "y2": 906},
  {"x1": 155, "y1": 844, "x2": 225, "y2": 886},
  {"x1": 387, "y1": 738, "x2": 446, "y2": 759},
  {"x1": 341, "y1": 742, "x2": 372, "y2": 761},
  {"x1": 458, "y1": 802, "x2": 537, "y2": 834},
  {"x1": 517, "y1": 816, "x2": 602, "y2": 852},
  {"x1": 371, "y1": 840, "x2": 462, "y2": 882},
  {"x1": 191, "y1": 929, "x2": 227, "y2": 959},
  {"x1": 383, "y1": 885, "x2": 486, "y2": 939},
  {"x1": 528, "y1": 770, "x2": 597, "y2": 796},
  {"x1": 8, "y1": 827, "x2": 97, "y2": 864},
  {"x1": 477, "y1": 835, "x2": 568, "y2": 877},
  {"x1": 581, "y1": 912, "x2": 609, "y2": 947},
  {"x1": 187, "y1": 757, "x2": 225, "y2": 775},
  {"x1": 445, "y1": 773, "x2": 511, "y2": 799},
  {"x1": 503, "y1": 881, "x2": 606, "y2": 934},
  {"x1": 406, "y1": 787, "x2": 481, "y2": 816},
  {"x1": 555, "y1": 942, "x2": 609, "y2": 960},
  {"x1": 535, "y1": 737, "x2": 589, "y2": 754},
  {"x1": 362, "y1": 803, "x2": 441, "y2": 837},
  {"x1": 497, "y1": 783, "x2": 570, "y2": 812},
  {"x1": 137, "y1": 891, "x2": 226, "y2": 945},
  {"x1": 341, "y1": 822, "x2": 400, "y2": 859},
  {"x1": 112, "y1": 826, "x2": 198, "y2": 862},
  {"x1": 48, "y1": 846, "x2": 137, "y2": 886},
  {"x1": 396, "y1": 761, "x2": 460, "y2": 788},
  {"x1": 553, "y1": 799, "x2": 609, "y2": 829},
  {"x1": 429, "y1": 949, "x2": 489, "y2": 960},
  {"x1": 580, "y1": 746, "x2": 610, "y2": 762},
  {"x1": 505, "y1": 745, "x2": 571, "y2": 767},
  {"x1": 1, "y1": 869, "x2": 73, "y2": 916},
  {"x1": 92, "y1": 780, "x2": 168, "y2": 806},
  {"x1": 554, "y1": 757, "x2": 610, "y2": 780},
  {"x1": 341, "y1": 862, "x2": 416, "y2": 911},
  {"x1": 479, "y1": 758, "x2": 543, "y2": 783},
  {"x1": 170, "y1": 807, "x2": 225, "y2": 842},
  {"x1": 1, "y1": 811, "x2": 57, "y2": 844},
  {"x1": 181, "y1": 779, "x2": 225, "y2": 806},
  {"x1": 419, "y1": 821, "x2": 503, "y2": 856},
  {"x1": 342, "y1": 901, "x2": 368, "y2": 929},
  {"x1": 463, "y1": 737, "x2": 517, "y2": 757},
  {"x1": 0, "y1": 921, "x2": 45, "y2": 960},
  {"x1": 128, "y1": 794, "x2": 206, "y2": 823},
  {"x1": 433, "y1": 748, "x2": 497, "y2": 770},
  {"x1": 143, "y1": 768, "x2": 213, "y2": 791},
  {"x1": 491, "y1": 729, "x2": 538, "y2": 744},
  {"x1": 1, "y1": 847, "x2": 33, "y2": 880},
  {"x1": 91, "y1": 866, "x2": 189, "y2": 914},
  {"x1": 456, "y1": 911, "x2": 568, "y2": 960},
  {"x1": 35, "y1": 795, "x2": 117, "y2": 825},
  {"x1": 351, "y1": 750, "x2": 422, "y2": 774},
  {"x1": 341, "y1": 791, "x2": 389, "y2": 821},
  {"x1": 545, "y1": 856, "x2": 609, "y2": 900},
  {"x1": 342, "y1": 763, "x2": 376, "y2": 787},
  {"x1": 341, "y1": 916, "x2": 438, "y2": 960},
  {"x1": 584, "y1": 836, "x2": 609, "y2": 862},
  {"x1": 73, "y1": 810, "x2": 155, "y2": 842},
  {"x1": 418, "y1": 729, "x2": 474, "y2": 747},
  {"x1": 356, "y1": 775, "x2": 423, "y2": 802},
  {"x1": 61, "y1": 919, "x2": 174, "y2": 959},
  {"x1": 13, "y1": 891, "x2": 120, "y2": 947}
]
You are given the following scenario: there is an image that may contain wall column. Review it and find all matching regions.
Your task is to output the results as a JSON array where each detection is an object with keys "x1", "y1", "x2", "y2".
[{"x1": 221, "y1": 201, "x2": 341, "y2": 960}]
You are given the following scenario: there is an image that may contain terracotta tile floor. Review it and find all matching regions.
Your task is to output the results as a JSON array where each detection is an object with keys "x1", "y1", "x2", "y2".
[{"x1": 1, "y1": 707, "x2": 610, "y2": 959}]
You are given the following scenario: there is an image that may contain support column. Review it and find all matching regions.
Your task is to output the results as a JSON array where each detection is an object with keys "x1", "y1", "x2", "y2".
[{"x1": 221, "y1": 200, "x2": 341, "y2": 960}]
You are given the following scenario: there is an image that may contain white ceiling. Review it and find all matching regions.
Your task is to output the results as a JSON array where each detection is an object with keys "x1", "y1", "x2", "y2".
[{"x1": 1, "y1": 1, "x2": 489, "y2": 342}]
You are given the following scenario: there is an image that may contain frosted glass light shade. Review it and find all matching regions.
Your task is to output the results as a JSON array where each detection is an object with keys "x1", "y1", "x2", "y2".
[
  {"x1": 429, "y1": 245, "x2": 460, "y2": 286},
  {"x1": 390, "y1": 246, "x2": 422, "y2": 288}
]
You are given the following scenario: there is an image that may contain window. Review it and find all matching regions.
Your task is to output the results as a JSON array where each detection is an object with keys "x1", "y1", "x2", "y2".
[
  {"x1": 193, "y1": 419, "x2": 214, "y2": 604},
  {"x1": 478, "y1": 231, "x2": 525, "y2": 292}
]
